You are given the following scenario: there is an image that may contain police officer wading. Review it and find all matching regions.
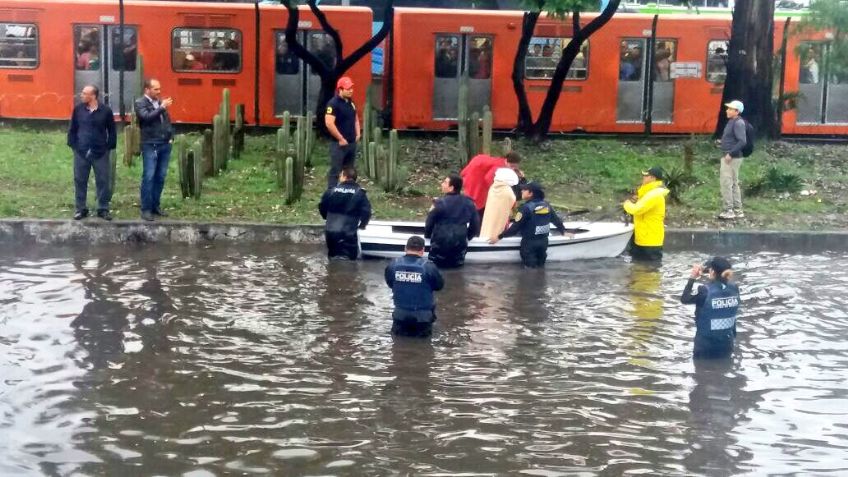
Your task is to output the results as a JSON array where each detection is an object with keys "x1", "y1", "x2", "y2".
[
  {"x1": 325, "y1": 76, "x2": 361, "y2": 189},
  {"x1": 318, "y1": 168, "x2": 372, "y2": 260},
  {"x1": 424, "y1": 174, "x2": 481, "y2": 268},
  {"x1": 492, "y1": 182, "x2": 566, "y2": 268},
  {"x1": 385, "y1": 236, "x2": 445, "y2": 338},
  {"x1": 681, "y1": 256, "x2": 741, "y2": 360}
]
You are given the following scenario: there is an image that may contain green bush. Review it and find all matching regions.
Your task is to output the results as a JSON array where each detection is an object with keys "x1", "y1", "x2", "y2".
[{"x1": 745, "y1": 165, "x2": 803, "y2": 196}]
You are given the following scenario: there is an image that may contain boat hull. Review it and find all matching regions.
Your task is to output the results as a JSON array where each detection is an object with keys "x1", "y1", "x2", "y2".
[{"x1": 359, "y1": 220, "x2": 634, "y2": 263}]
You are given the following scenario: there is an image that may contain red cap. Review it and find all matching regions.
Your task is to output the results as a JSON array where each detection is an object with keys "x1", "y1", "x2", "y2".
[{"x1": 336, "y1": 76, "x2": 354, "y2": 90}]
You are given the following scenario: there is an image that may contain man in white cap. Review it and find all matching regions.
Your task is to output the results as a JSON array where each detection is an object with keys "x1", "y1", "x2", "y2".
[{"x1": 718, "y1": 100, "x2": 747, "y2": 220}]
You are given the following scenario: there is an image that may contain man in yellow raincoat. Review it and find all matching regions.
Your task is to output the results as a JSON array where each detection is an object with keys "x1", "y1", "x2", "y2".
[{"x1": 623, "y1": 166, "x2": 670, "y2": 262}]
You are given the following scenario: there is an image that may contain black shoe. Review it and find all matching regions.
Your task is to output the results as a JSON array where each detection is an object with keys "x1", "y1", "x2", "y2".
[
  {"x1": 97, "y1": 210, "x2": 113, "y2": 221},
  {"x1": 152, "y1": 208, "x2": 168, "y2": 217},
  {"x1": 73, "y1": 210, "x2": 88, "y2": 220},
  {"x1": 141, "y1": 211, "x2": 154, "y2": 222}
]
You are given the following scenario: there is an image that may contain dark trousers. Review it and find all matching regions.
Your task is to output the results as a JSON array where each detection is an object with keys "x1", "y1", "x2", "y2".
[
  {"x1": 520, "y1": 240, "x2": 548, "y2": 268},
  {"x1": 140, "y1": 142, "x2": 172, "y2": 213},
  {"x1": 327, "y1": 142, "x2": 357, "y2": 188},
  {"x1": 628, "y1": 237, "x2": 663, "y2": 262},
  {"x1": 693, "y1": 334, "x2": 734, "y2": 360},
  {"x1": 73, "y1": 149, "x2": 112, "y2": 213},
  {"x1": 391, "y1": 309, "x2": 436, "y2": 338},
  {"x1": 325, "y1": 231, "x2": 359, "y2": 260}
]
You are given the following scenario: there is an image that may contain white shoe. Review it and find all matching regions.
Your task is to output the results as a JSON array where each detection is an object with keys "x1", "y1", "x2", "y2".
[
  {"x1": 717, "y1": 210, "x2": 736, "y2": 220},
  {"x1": 734, "y1": 210, "x2": 745, "y2": 218}
]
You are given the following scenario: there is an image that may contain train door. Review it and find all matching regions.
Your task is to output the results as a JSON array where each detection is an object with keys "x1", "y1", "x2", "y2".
[
  {"x1": 73, "y1": 25, "x2": 139, "y2": 110},
  {"x1": 616, "y1": 38, "x2": 676, "y2": 123},
  {"x1": 432, "y1": 34, "x2": 493, "y2": 120},
  {"x1": 797, "y1": 42, "x2": 848, "y2": 124},
  {"x1": 274, "y1": 31, "x2": 337, "y2": 117}
]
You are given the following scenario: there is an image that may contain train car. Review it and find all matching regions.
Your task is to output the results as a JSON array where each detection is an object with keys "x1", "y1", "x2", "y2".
[
  {"x1": 0, "y1": 0, "x2": 372, "y2": 126},
  {"x1": 390, "y1": 7, "x2": 847, "y2": 136}
]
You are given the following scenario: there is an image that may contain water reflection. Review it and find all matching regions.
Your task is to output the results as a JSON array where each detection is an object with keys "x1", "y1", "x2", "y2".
[{"x1": 1, "y1": 246, "x2": 847, "y2": 475}]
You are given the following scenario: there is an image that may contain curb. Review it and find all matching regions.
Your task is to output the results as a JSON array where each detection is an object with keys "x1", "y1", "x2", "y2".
[{"x1": 0, "y1": 219, "x2": 846, "y2": 252}]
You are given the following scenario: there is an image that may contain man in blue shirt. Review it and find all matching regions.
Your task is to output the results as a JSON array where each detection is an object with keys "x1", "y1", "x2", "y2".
[
  {"x1": 384, "y1": 236, "x2": 445, "y2": 338},
  {"x1": 67, "y1": 85, "x2": 117, "y2": 221},
  {"x1": 324, "y1": 76, "x2": 360, "y2": 189}
]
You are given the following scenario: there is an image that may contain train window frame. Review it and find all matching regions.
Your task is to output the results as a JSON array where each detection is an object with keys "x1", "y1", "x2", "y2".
[
  {"x1": 524, "y1": 37, "x2": 589, "y2": 81},
  {"x1": 0, "y1": 23, "x2": 39, "y2": 70},
  {"x1": 706, "y1": 40, "x2": 729, "y2": 84},
  {"x1": 171, "y1": 27, "x2": 243, "y2": 74}
]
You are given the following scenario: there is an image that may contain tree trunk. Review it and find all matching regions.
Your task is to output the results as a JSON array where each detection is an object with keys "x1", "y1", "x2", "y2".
[
  {"x1": 715, "y1": 0, "x2": 777, "y2": 139},
  {"x1": 512, "y1": 10, "x2": 541, "y2": 134}
]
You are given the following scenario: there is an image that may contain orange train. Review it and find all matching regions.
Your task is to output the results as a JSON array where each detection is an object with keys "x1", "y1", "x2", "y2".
[{"x1": 0, "y1": 0, "x2": 845, "y2": 136}]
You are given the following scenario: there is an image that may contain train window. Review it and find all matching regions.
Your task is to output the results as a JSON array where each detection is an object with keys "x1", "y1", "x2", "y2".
[
  {"x1": 653, "y1": 40, "x2": 676, "y2": 82},
  {"x1": 468, "y1": 36, "x2": 493, "y2": 79},
  {"x1": 0, "y1": 23, "x2": 38, "y2": 69},
  {"x1": 525, "y1": 38, "x2": 589, "y2": 80},
  {"x1": 172, "y1": 28, "x2": 241, "y2": 73},
  {"x1": 706, "y1": 40, "x2": 729, "y2": 83},
  {"x1": 275, "y1": 32, "x2": 299, "y2": 75},
  {"x1": 74, "y1": 26, "x2": 101, "y2": 71},
  {"x1": 308, "y1": 32, "x2": 336, "y2": 75},
  {"x1": 111, "y1": 27, "x2": 137, "y2": 72},
  {"x1": 434, "y1": 35, "x2": 459, "y2": 78},
  {"x1": 619, "y1": 40, "x2": 643, "y2": 81},
  {"x1": 799, "y1": 42, "x2": 823, "y2": 85}
]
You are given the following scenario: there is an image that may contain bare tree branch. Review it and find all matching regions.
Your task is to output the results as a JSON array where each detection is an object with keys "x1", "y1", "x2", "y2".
[{"x1": 307, "y1": 0, "x2": 343, "y2": 61}]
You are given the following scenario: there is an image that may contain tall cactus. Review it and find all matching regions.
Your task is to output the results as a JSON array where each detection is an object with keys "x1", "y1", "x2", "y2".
[
  {"x1": 362, "y1": 87, "x2": 375, "y2": 177},
  {"x1": 202, "y1": 129, "x2": 214, "y2": 177},
  {"x1": 304, "y1": 110, "x2": 315, "y2": 168},
  {"x1": 220, "y1": 88, "x2": 231, "y2": 167},
  {"x1": 469, "y1": 111, "x2": 481, "y2": 161},
  {"x1": 482, "y1": 106, "x2": 493, "y2": 155},
  {"x1": 284, "y1": 156, "x2": 296, "y2": 204},
  {"x1": 386, "y1": 129, "x2": 399, "y2": 192},
  {"x1": 232, "y1": 103, "x2": 245, "y2": 160},
  {"x1": 176, "y1": 135, "x2": 190, "y2": 198},
  {"x1": 212, "y1": 114, "x2": 224, "y2": 174},
  {"x1": 191, "y1": 138, "x2": 203, "y2": 199},
  {"x1": 457, "y1": 74, "x2": 469, "y2": 165}
]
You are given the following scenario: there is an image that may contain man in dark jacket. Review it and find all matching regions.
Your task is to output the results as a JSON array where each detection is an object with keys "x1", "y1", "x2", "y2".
[
  {"x1": 67, "y1": 84, "x2": 117, "y2": 221},
  {"x1": 424, "y1": 174, "x2": 481, "y2": 268},
  {"x1": 318, "y1": 167, "x2": 372, "y2": 260},
  {"x1": 134, "y1": 78, "x2": 175, "y2": 222},
  {"x1": 493, "y1": 182, "x2": 566, "y2": 268},
  {"x1": 384, "y1": 235, "x2": 445, "y2": 338},
  {"x1": 681, "y1": 256, "x2": 740, "y2": 360}
]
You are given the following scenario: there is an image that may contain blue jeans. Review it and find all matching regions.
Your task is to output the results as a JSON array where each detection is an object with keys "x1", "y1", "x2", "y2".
[{"x1": 140, "y1": 142, "x2": 172, "y2": 213}]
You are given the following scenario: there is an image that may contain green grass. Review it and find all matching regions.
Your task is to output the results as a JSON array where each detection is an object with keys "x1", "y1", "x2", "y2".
[{"x1": 1, "y1": 123, "x2": 846, "y2": 229}]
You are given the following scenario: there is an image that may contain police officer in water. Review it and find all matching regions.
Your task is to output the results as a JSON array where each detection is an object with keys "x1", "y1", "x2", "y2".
[
  {"x1": 681, "y1": 256, "x2": 741, "y2": 359},
  {"x1": 490, "y1": 182, "x2": 567, "y2": 268},
  {"x1": 325, "y1": 76, "x2": 360, "y2": 189},
  {"x1": 384, "y1": 235, "x2": 445, "y2": 337},
  {"x1": 318, "y1": 167, "x2": 371, "y2": 260}
]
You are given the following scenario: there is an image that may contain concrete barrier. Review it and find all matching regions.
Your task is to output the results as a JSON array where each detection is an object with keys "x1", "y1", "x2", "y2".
[{"x1": 0, "y1": 219, "x2": 846, "y2": 253}]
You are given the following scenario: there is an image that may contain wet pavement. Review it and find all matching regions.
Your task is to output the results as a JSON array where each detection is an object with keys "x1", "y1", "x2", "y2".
[{"x1": 1, "y1": 243, "x2": 847, "y2": 476}]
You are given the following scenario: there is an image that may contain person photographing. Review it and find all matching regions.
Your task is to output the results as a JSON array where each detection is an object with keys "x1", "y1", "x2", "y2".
[{"x1": 681, "y1": 257, "x2": 740, "y2": 360}]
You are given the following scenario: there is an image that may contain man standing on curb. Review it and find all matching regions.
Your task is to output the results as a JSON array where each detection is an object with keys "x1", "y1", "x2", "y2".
[
  {"x1": 67, "y1": 85, "x2": 116, "y2": 221},
  {"x1": 718, "y1": 100, "x2": 747, "y2": 220},
  {"x1": 135, "y1": 78, "x2": 174, "y2": 222},
  {"x1": 325, "y1": 76, "x2": 360, "y2": 189},
  {"x1": 623, "y1": 166, "x2": 669, "y2": 262}
]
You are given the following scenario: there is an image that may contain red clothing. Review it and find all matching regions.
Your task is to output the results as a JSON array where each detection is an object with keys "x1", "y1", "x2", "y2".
[{"x1": 460, "y1": 154, "x2": 507, "y2": 210}]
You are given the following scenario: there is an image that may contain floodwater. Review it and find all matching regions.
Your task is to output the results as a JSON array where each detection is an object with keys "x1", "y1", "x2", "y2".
[{"x1": 1, "y1": 243, "x2": 847, "y2": 476}]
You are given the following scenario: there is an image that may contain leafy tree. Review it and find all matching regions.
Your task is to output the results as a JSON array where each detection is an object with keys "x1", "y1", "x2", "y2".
[
  {"x1": 714, "y1": 0, "x2": 777, "y2": 139},
  {"x1": 283, "y1": 0, "x2": 394, "y2": 131},
  {"x1": 513, "y1": 0, "x2": 621, "y2": 141},
  {"x1": 798, "y1": 0, "x2": 848, "y2": 81}
]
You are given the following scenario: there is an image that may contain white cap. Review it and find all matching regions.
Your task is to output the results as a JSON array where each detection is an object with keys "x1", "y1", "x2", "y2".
[
  {"x1": 724, "y1": 100, "x2": 744, "y2": 113},
  {"x1": 494, "y1": 167, "x2": 519, "y2": 186}
]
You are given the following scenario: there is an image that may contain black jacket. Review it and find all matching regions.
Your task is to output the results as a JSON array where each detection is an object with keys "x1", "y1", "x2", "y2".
[
  {"x1": 318, "y1": 180, "x2": 372, "y2": 235},
  {"x1": 134, "y1": 96, "x2": 174, "y2": 144},
  {"x1": 67, "y1": 102, "x2": 117, "y2": 157},
  {"x1": 500, "y1": 199, "x2": 566, "y2": 242},
  {"x1": 424, "y1": 192, "x2": 480, "y2": 267}
]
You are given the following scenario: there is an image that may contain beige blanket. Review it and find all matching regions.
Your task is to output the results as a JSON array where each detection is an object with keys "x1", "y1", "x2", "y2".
[{"x1": 480, "y1": 181, "x2": 516, "y2": 241}]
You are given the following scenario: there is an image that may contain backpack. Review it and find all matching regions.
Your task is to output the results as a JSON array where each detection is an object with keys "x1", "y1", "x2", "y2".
[{"x1": 741, "y1": 118, "x2": 755, "y2": 158}]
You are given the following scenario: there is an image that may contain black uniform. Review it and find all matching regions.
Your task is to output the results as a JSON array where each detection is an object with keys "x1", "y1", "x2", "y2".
[
  {"x1": 681, "y1": 279, "x2": 741, "y2": 359},
  {"x1": 424, "y1": 192, "x2": 481, "y2": 268},
  {"x1": 385, "y1": 254, "x2": 444, "y2": 337},
  {"x1": 500, "y1": 199, "x2": 566, "y2": 268},
  {"x1": 326, "y1": 95, "x2": 358, "y2": 188},
  {"x1": 318, "y1": 180, "x2": 371, "y2": 260}
]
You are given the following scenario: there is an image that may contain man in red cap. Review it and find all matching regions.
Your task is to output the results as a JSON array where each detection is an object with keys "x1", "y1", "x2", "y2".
[{"x1": 324, "y1": 76, "x2": 361, "y2": 188}]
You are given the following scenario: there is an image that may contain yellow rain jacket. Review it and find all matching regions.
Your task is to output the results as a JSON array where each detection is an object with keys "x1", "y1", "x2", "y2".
[{"x1": 623, "y1": 180, "x2": 669, "y2": 247}]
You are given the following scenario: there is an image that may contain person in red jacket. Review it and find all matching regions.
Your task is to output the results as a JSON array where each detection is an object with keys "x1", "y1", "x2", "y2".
[{"x1": 460, "y1": 151, "x2": 523, "y2": 218}]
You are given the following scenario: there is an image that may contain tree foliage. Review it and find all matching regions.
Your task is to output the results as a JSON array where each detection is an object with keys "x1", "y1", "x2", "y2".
[
  {"x1": 514, "y1": 0, "x2": 621, "y2": 140},
  {"x1": 798, "y1": 0, "x2": 848, "y2": 79}
]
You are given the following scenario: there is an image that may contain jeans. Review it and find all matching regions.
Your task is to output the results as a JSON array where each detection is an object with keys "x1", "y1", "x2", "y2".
[
  {"x1": 720, "y1": 156, "x2": 743, "y2": 212},
  {"x1": 73, "y1": 149, "x2": 112, "y2": 212},
  {"x1": 140, "y1": 142, "x2": 172, "y2": 213},
  {"x1": 327, "y1": 142, "x2": 357, "y2": 188}
]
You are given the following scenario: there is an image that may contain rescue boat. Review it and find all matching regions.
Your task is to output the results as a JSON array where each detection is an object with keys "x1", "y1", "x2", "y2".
[{"x1": 359, "y1": 220, "x2": 634, "y2": 263}]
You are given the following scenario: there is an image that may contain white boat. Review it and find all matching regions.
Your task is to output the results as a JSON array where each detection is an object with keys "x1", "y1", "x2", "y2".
[{"x1": 359, "y1": 220, "x2": 634, "y2": 263}]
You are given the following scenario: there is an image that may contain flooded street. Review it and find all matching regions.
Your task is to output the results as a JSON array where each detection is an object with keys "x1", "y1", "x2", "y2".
[{"x1": 1, "y1": 243, "x2": 847, "y2": 476}]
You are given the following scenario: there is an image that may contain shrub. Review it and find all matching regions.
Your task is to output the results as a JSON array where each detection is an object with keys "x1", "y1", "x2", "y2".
[{"x1": 745, "y1": 165, "x2": 803, "y2": 196}]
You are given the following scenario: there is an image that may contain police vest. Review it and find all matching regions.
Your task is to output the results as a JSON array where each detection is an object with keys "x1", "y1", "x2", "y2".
[
  {"x1": 696, "y1": 282, "x2": 740, "y2": 335},
  {"x1": 391, "y1": 257, "x2": 435, "y2": 312},
  {"x1": 529, "y1": 201, "x2": 553, "y2": 237}
]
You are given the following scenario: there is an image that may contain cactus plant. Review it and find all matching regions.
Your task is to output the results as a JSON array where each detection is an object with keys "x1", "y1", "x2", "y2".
[
  {"x1": 482, "y1": 106, "x2": 493, "y2": 155},
  {"x1": 457, "y1": 74, "x2": 469, "y2": 165},
  {"x1": 191, "y1": 138, "x2": 203, "y2": 199},
  {"x1": 469, "y1": 111, "x2": 481, "y2": 161},
  {"x1": 232, "y1": 103, "x2": 245, "y2": 160},
  {"x1": 212, "y1": 114, "x2": 224, "y2": 174},
  {"x1": 176, "y1": 135, "x2": 189, "y2": 198},
  {"x1": 284, "y1": 156, "x2": 296, "y2": 204},
  {"x1": 202, "y1": 129, "x2": 214, "y2": 177}
]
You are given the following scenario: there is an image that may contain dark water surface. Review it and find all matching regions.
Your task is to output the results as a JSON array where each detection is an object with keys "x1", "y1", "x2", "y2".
[{"x1": 1, "y1": 243, "x2": 847, "y2": 476}]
